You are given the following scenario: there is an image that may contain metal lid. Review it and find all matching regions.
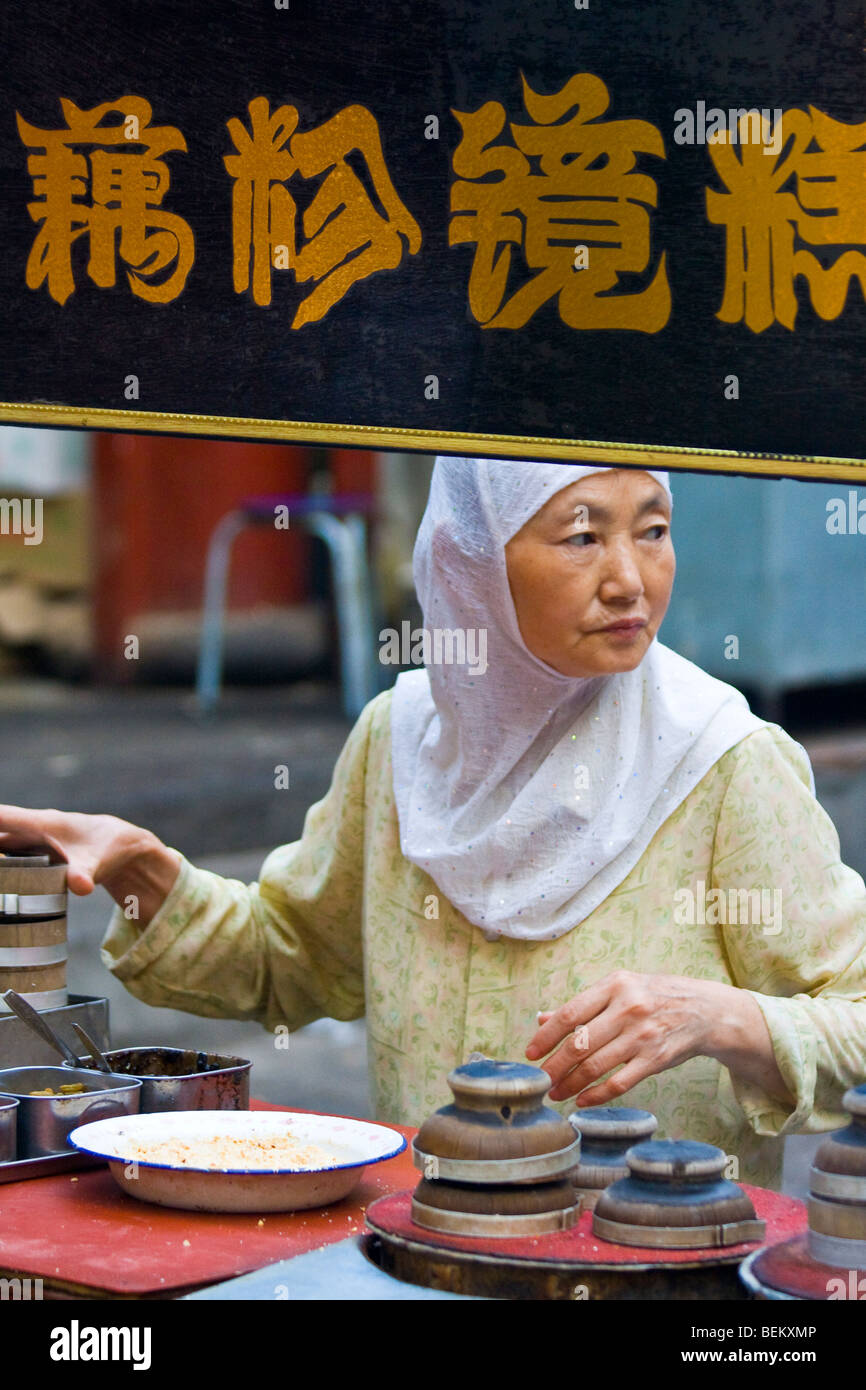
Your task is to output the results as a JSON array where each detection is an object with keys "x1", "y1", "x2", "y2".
[
  {"x1": 625, "y1": 1140, "x2": 728, "y2": 1182},
  {"x1": 448, "y1": 1059, "x2": 551, "y2": 1101},
  {"x1": 570, "y1": 1107, "x2": 658, "y2": 1142}
]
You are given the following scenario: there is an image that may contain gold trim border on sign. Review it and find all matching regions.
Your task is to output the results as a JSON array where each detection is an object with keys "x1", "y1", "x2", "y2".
[{"x1": 1, "y1": 402, "x2": 865, "y2": 481}]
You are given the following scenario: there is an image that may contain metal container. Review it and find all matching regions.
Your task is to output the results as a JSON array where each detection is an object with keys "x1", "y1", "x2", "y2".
[
  {"x1": 67, "y1": 1047, "x2": 251, "y2": 1113},
  {"x1": 0, "y1": 994, "x2": 110, "y2": 1069},
  {"x1": 0, "y1": 1066, "x2": 141, "y2": 1158},
  {"x1": 0, "y1": 1095, "x2": 18, "y2": 1162}
]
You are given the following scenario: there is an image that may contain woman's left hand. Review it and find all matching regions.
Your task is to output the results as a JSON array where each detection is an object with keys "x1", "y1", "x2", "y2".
[{"x1": 524, "y1": 969, "x2": 788, "y2": 1105}]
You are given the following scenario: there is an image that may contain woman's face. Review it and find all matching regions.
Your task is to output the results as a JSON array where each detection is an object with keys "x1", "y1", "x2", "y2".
[{"x1": 504, "y1": 470, "x2": 675, "y2": 678}]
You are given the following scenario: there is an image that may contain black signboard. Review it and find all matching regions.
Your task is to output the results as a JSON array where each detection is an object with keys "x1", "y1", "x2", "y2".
[{"x1": 1, "y1": 0, "x2": 864, "y2": 479}]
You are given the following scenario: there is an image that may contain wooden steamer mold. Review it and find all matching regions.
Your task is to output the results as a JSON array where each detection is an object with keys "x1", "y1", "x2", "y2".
[
  {"x1": 592, "y1": 1140, "x2": 766, "y2": 1249},
  {"x1": 570, "y1": 1107, "x2": 658, "y2": 1212},
  {"x1": 742, "y1": 1082, "x2": 866, "y2": 1299},
  {"x1": 0, "y1": 854, "x2": 68, "y2": 1012},
  {"x1": 364, "y1": 1059, "x2": 798, "y2": 1299},
  {"x1": 807, "y1": 1083, "x2": 866, "y2": 1268},
  {"x1": 410, "y1": 1059, "x2": 581, "y2": 1238}
]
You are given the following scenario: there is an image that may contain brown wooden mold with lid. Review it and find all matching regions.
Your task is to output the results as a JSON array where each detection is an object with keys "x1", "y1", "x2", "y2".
[
  {"x1": 741, "y1": 1081, "x2": 866, "y2": 1297},
  {"x1": 569, "y1": 1105, "x2": 657, "y2": 1211},
  {"x1": 365, "y1": 1058, "x2": 798, "y2": 1297},
  {"x1": 592, "y1": 1139, "x2": 766, "y2": 1249},
  {"x1": 410, "y1": 1058, "x2": 582, "y2": 1236},
  {"x1": 807, "y1": 1081, "x2": 866, "y2": 1266},
  {"x1": 0, "y1": 853, "x2": 68, "y2": 1013}
]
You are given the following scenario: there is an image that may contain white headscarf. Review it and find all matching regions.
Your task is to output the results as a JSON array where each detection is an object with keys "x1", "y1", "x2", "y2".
[{"x1": 390, "y1": 456, "x2": 777, "y2": 942}]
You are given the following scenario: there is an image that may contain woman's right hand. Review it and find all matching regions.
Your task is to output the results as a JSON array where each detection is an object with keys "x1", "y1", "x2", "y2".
[{"x1": 0, "y1": 805, "x2": 181, "y2": 924}]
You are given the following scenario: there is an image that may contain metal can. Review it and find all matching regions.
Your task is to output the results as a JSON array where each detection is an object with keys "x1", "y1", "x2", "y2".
[
  {"x1": 0, "y1": 1095, "x2": 18, "y2": 1162},
  {"x1": 0, "y1": 1065, "x2": 141, "y2": 1158},
  {"x1": 68, "y1": 1047, "x2": 251, "y2": 1113}
]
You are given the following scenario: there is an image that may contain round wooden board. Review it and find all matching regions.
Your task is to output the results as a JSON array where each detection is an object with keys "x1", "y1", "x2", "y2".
[{"x1": 364, "y1": 1185, "x2": 806, "y2": 1300}]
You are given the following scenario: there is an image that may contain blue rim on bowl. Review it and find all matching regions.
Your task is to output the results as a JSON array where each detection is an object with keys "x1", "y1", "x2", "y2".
[{"x1": 68, "y1": 1110, "x2": 407, "y2": 1176}]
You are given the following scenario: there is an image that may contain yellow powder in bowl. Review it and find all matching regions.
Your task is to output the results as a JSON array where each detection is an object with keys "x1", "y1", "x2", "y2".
[{"x1": 120, "y1": 1131, "x2": 338, "y2": 1172}]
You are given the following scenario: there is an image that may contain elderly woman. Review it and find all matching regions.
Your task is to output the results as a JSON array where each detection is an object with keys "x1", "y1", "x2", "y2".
[{"x1": 2, "y1": 458, "x2": 865, "y2": 1189}]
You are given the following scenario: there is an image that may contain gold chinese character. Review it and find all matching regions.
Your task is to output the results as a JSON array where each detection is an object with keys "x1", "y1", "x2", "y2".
[
  {"x1": 225, "y1": 96, "x2": 421, "y2": 327},
  {"x1": 449, "y1": 72, "x2": 670, "y2": 331},
  {"x1": 16, "y1": 97, "x2": 194, "y2": 306},
  {"x1": 706, "y1": 107, "x2": 866, "y2": 332},
  {"x1": 224, "y1": 97, "x2": 298, "y2": 309}
]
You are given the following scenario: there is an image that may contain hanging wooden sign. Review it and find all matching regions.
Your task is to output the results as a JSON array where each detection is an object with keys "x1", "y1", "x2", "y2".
[{"x1": 0, "y1": 0, "x2": 864, "y2": 478}]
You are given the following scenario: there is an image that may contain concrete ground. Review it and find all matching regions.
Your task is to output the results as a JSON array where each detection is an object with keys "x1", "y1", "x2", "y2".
[
  {"x1": 0, "y1": 678, "x2": 352, "y2": 860},
  {"x1": 5, "y1": 674, "x2": 866, "y2": 1196}
]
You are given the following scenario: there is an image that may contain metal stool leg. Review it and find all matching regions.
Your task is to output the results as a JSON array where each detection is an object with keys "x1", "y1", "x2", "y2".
[
  {"x1": 195, "y1": 510, "x2": 249, "y2": 712},
  {"x1": 305, "y1": 512, "x2": 376, "y2": 719},
  {"x1": 343, "y1": 513, "x2": 380, "y2": 698}
]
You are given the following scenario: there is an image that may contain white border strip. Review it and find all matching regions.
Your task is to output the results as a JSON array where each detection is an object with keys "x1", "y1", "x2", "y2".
[
  {"x1": 0, "y1": 945, "x2": 67, "y2": 967},
  {"x1": 0, "y1": 893, "x2": 66, "y2": 917},
  {"x1": 810, "y1": 1168, "x2": 866, "y2": 1202},
  {"x1": 808, "y1": 1230, "x2": 866, "y2": 1270}
]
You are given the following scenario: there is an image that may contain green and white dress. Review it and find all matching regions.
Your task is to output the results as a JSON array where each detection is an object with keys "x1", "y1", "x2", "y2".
[{"x1": 101, "y1": 688, "x2": 866, "y2": 1190}]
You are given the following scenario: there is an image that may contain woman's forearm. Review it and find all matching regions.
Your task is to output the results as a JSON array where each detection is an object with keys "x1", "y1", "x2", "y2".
[
  {"x1": 99, "y1": 828, "x2": 182, "y2": 928},
  {"x1": 703, "y1": 982, "x2": 792, "y2": 1105}
]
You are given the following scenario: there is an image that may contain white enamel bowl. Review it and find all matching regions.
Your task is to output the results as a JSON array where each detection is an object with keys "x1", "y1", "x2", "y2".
[{"x1": 69, "y1": 1109, "x2": 407, "y2": 1213}]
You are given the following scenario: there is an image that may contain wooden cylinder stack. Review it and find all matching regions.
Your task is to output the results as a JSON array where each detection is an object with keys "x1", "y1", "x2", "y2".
[
  {"x1": 0, "y1": 854, "x2": 68, "y2": 1012},
  {"x1": 592, "y1": 1140, "x2": 766, "y2": 1249},
  {"x1": 570, "y1": 1106, "x2": 658, "y2": 1211},
  {"x1": 808, "y1": 1083, "x2": 866, "y2": 1269},
  {"x1": 410, "y1": 1058, "x2": 582, "y2": 1237}
]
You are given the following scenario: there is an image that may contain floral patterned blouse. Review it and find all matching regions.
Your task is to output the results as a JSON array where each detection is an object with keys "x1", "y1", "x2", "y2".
[{"x1": 101, "y1": 689, "x2": 866, "y2": 1189}]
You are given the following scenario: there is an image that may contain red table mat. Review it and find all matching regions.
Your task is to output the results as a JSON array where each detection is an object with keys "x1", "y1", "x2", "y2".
[
  {"x1": 366, "y1": 1184, "x2": 806, "y2": 1265},
  {"x1": 0, "y1": 1102, "x2": 417, "y2": 1296}
]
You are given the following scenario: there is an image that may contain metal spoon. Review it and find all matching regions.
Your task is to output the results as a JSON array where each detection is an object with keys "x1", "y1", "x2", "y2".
[
  {"x1": 72, "y1": 1022, "x2": 113, "y2": 1074},
  {"x1": 1, "y1": 988, "x2": 81, "y2": 1067}
]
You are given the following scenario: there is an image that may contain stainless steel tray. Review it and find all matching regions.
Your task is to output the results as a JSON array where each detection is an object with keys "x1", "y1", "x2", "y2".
[{"x1": 0, "y1": 1148, "x2": 103, "y2": 1185}]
